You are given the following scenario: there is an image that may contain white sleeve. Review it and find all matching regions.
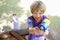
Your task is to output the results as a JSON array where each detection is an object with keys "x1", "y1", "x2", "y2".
[{"x1": 13, "y1": 17, "x2": 18, "y2": 23}]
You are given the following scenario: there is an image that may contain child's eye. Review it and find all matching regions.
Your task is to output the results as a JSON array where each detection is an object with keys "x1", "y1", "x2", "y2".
[{"x1": 39, "y1": 13, "x2": 42, "y2": 14}]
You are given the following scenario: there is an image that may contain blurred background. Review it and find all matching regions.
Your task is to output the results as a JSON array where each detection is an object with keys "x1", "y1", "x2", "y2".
[{"x1": 0, "y1": 0, "x2": 60, "y2": 40}]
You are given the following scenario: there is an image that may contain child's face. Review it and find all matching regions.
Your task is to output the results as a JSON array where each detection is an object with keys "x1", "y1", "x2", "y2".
[
  {"x1": 32, "y1": 9, "x2": 43, "y2": 19},
  {"x1": 13, "y1": 15, "x2": 16, "y2": 17}
]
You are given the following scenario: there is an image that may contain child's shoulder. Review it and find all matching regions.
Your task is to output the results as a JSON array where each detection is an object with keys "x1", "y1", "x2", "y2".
[
  {"x1": 27, "y1": 16, "x2": 33, "y2": 22},
  {"x1": 42, "y1": 15, "x2": 50, "y2": 20},
  {"x1": 43, "y1": 15, "x2": 47, "y2": 18},
  {"x1": 28, "y1": 16, "x2": 33, "y2": 19}
]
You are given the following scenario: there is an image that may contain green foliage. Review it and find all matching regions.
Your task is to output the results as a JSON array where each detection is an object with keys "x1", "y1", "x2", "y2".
[
  {"x1": 26, "y1": 10, "x2": 31, "y2": 17},
  {"x1": 0, "y1": 0, "x2": 23, "y2": 17},
  {"x1": 50, "y1": 16, "x2": 60, "y2": 30}
]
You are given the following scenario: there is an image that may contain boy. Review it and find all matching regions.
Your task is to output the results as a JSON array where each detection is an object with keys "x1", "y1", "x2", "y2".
[
  {"x1": 28, "y1": 1, "x2": 50, "y2": 40},
  {"x1": 12, "y1": 14, "x2": 20, "y2": 30}
]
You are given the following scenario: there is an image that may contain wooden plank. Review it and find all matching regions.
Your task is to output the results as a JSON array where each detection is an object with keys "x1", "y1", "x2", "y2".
[
  {"x1": 10, "y1": 31, "x2": 26, "y2": 40},
  {"x1": 0, "y1": 28, "x2": 28, "y2": 40}
]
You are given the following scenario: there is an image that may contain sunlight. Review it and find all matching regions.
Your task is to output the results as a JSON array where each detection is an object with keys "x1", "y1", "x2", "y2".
[{"x1": 18, "y1": 0, "x2": 60, "y2": 17}]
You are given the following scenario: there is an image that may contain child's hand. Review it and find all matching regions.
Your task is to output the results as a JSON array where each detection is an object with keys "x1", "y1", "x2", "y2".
[
  {"x1": 29, "y1": 27, "x2": 44, "y2": 35},
  {"x1": 33, "y1": 26, "x2": 44, "y2": 35},
  {"x1": 40, "y1": 26, "x2": 44, "y2": 30},
  {"x1": 34, "y1": 29, "x2": 42, "y2": 35},
  {"x1": 29, "y1": 27, "x2": 40, "y2": 34},
  {"x1": 29, "y1": 28, "x2": 36, "y2": 34},
  {"x1": 34, "y1": 27, "x2": 40, "y2": 30}
]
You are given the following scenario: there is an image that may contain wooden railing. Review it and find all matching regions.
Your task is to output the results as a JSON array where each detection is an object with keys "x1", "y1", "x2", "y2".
[{"x1": 0, "y1": 28, "x2": 28, "y2": 40}]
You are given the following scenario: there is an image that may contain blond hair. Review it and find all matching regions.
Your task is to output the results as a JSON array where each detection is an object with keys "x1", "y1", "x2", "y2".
[{"x1": 30, "y1": 1, "x2": 46, "y2": 14}]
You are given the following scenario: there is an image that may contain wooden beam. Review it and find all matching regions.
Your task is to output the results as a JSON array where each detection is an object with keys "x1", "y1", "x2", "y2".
[{"x1": 10, "y1": 31, "x2": 26, "y2": 40}]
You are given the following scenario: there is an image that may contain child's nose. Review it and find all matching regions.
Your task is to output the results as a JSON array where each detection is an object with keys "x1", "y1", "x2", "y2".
[{"x1": 37, "y1": 14, "x2": 40, "y2": 17}]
